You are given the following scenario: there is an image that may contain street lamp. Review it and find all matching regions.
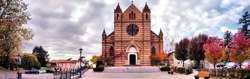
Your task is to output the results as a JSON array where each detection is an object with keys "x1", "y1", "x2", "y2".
[
  {"x1": 79, "y1": 48, "x2": 83, "y2": 78},
  {"x1": 16, "y1": 53, "x2": 22, "y2": 79}
]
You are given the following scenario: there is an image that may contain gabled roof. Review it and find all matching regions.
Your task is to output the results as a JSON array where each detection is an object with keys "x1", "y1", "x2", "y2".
[
  {"x1": 143, "y1": 3, "x2": 150, "y2": 12},
  {"x1": 114, "y1": 3, "x2": 122, "y2": 13},
  {"x1": 124, "y1": 4, "x2": 141, "y2": 13}
]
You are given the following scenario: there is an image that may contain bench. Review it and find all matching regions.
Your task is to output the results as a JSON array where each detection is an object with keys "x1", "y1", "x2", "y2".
[{"x1": 195, "y1": 70, "x2": 210, "y2": 79}]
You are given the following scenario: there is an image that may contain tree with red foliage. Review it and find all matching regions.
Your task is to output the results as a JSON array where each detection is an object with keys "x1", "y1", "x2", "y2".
[
  {"x1": 203, "y1": 37, "x2": 225, "y2": 70},
  {"x1": 230, "y1": 31, "x2": 250, "y2": 68}
]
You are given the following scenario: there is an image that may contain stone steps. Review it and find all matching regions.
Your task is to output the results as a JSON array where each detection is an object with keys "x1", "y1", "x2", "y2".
[{"x1": 103, "y1": 66, "x2": 160, "y2": 73}]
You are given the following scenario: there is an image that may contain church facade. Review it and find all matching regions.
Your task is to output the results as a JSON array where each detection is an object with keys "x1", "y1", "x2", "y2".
[{"x1": 102, "y1": 3, "x2": 163, "y2": 66}]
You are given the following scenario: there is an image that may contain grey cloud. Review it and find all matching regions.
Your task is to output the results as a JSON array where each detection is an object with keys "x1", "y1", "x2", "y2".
[{"x1": 22, "y1": 0, "x2": 250, "y2": 58}]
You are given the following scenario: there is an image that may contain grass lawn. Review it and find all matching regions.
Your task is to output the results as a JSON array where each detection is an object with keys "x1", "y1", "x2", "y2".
[{"x1": 40, "y1": 67, "x2": 49, "y2": 70}]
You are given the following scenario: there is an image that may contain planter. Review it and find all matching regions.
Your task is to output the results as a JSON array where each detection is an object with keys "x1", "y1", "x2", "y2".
[
  {"x1": 160, "y1": 66, "x2": 170, "y2": 72},
  {"x1": 93, "y1": 67, "x2": 104, "y2": 72}
]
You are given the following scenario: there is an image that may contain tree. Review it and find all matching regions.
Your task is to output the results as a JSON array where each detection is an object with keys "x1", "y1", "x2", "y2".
[
  {"x1": 203, "y1": 37, "x2": 224, "y2": 71},
  {"x1": 90, "y1": 56, "x2": 101, "y2": 65},
  {"x1": 21, "y1": 53, "x2": 40, "y2": 69},
  {"x1": 229, "y1": 31, "x2": 250, "y2": 68},
  {"x1": 152, "y1": 51, "x2": 165, "y2": 65},
  {"x1": 224, "y1": 31, "x2": 232, "y2": 62},
  {"x1": 188, "y1": 34, "x2": 208, "y2": 69},
  {"x1": 0, "y1": 0, "x2": 33, "y2": 68},
  {"x1": 32, "y1": 46, "x2": 49, "y2": 67},
  {"x1": 155, "y1": 51, "x2": 165, "y2": 62},
  {"x1": 175, "y1": 38, "x2": 189, "y2": 67},
  {"x1": 239, "y1": 11, "x2": 250, "y2": 32}
]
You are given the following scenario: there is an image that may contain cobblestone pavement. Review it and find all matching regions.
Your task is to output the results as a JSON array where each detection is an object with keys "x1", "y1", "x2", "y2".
[
  {"x1": 81, "y1": 70, "x2": 197, "y2": 79},
  {"x1": 22, "y1": 73, "x2": 54, "y2": 79},
  {"x1": 0, "y1": 71, "x2": 16, "y2": 79}
]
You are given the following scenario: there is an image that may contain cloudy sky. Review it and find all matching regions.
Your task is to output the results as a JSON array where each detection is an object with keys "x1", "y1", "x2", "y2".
[{"x1": 22, "y1": 0, "x2": 250, "y2": 60}]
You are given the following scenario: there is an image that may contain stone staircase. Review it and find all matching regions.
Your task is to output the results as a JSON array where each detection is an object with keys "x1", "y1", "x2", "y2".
[{"x1": 103, "y1": 66, "x2": 161, "y2": 73}]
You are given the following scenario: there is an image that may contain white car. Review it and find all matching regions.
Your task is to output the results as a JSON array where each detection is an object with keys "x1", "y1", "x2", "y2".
[{"x1": 225, "y1": 62, "x2": 238, "y2": 68}]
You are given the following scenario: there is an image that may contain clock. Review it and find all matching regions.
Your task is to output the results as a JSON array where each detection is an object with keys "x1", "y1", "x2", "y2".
[{"x1": 127, "y1": 24, "x2": 139, "y2": 36}]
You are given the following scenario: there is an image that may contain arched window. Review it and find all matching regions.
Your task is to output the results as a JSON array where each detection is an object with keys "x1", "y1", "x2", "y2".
[
  {"x1": 116, "y1": 14, "x2": 119, "y2": 20},
  {"x1": 145, "y1": 14, "x2": 148, "y2": 20},
  {"x1": 110, "y1": 46, "x2": 114, "y2": 56},
  {"x1": 151, "y1": 46, "x2": 156, "y2": 55},
  {"x1": 129, "y1": 11, "x2": 136, "y2": 20}
]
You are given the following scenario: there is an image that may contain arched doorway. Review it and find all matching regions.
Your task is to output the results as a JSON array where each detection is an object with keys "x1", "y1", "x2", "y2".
[{"x1": 128, "y1": 47, "x2": 137, "y2": 65}]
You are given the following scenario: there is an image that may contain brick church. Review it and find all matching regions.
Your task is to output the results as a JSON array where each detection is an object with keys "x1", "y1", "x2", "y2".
[{"x1": 102, "y1": 3, "x2": 163, "y2": 66}]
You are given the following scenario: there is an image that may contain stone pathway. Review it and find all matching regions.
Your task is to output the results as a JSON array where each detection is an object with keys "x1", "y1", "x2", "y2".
[
  {"x1": 104, "y1": 66, "x2": 160, "y2": 73},
  {"x1": 81, "y1": 66, "x2": 198, "y2": 79}
]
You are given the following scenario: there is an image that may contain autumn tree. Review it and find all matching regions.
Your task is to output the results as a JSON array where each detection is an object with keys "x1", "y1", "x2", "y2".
[
  {"x1": 203, "y1": 37, "x2": 224, "y2": 71},
  {"x1": 230, "y1": 31, "x2": 250, "y2": 68},
  {"x1": 188, "y1": 34, "x2": 208, "y2": 69},
  {"x1": 175, "y1": 38, "x2": 189, "y2": 67},
  {"x1": 0, "y1": 0, "x2": 33, "y2": 68},
  {"x1": 155, "y1": 51, "x2": 165, "y2": 64},
  {"x1": 90, "y1": 56, "x2": 101, "y2": 64}
]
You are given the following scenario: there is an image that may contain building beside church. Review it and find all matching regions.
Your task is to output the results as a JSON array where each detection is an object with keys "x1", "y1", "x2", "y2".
[{"x1": 101, "y1": 3, "x2": 164, "y2": 66}]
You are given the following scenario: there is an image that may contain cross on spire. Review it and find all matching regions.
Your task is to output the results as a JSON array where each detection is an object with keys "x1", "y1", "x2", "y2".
[{"x1": 131, "y1": 0, "x2": 134, "y2": 4}]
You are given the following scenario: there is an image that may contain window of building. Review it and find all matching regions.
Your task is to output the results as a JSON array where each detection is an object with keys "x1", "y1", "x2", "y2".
[
  {"x1": 145, "y1": 14, "x2": 148, "y2": 20},
  {"x1": 116, "y1": 14, "x2": 119, "y2": 20},
  {"x1": 110, "y1": 46, "x2": 114, "y2": 56},
  {"x1": 151, "y1": 46, "x2": 156, "y2": 55},
  {"x1": 129, "y1": 11, "x2": 136, "y2": 20}
]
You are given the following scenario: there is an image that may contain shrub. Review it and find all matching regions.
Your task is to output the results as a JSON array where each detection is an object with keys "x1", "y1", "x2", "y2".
[
  {"x1": 185, "y1": 67, "x2": 193, "y2": 74},
  {"x1": 96, "y1": 61, "x2": 104, "y2": 67},
  {"x1": 237, "y1": 69, "x2": 250, "y2": 79},
  {"x1": 93, "y1": 61, "x2": 104, "y2": 72},
  {"x1": 176, "y1": 67, "x2": 193, "y2": 74},
  {"x1": 176, "y1": 67, "x2": 185, "y2": 73},
  {"x1": 93, "y1": 67, "x2": 104, "y2": 72},
  {"x1": 160, "y1": 66, "x2": 170, "y2": 71}
]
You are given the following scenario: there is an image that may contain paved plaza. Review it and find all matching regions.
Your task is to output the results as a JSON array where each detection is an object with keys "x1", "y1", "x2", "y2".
[{"x1": 81, "y1": 69, "x2": 197, "y2": 79}]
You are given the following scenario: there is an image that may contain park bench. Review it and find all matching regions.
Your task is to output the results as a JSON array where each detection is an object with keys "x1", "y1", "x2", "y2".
[{"x1": 194, "y1": 70, "x2": 210, "y2": 79}]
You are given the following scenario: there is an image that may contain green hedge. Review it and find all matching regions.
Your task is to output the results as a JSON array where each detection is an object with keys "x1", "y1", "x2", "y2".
[
  {"x1": 160, "y1": 66, "x2": 170, "y2": 71},
  {"x1": 176, "y1": 67, "x2": 193, "y2": 74}
]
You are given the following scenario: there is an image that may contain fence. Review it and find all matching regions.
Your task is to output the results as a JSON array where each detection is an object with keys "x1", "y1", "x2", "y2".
[{"x1": 54, "y1": 67, "x2": 88, "y2": 79}]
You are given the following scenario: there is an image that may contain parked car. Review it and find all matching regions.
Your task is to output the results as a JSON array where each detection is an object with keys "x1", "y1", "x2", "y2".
[
  {"x1": 39, "y1": 70, "x2": 46, "y2": 73},
  {"x1": 25, "y1": 69, "x2": 40, "y2": 74},
  {"x1": 46, "y1": 67, "x2": 55, "y2": 73},
  {"x1": 216, "y1": 63, "x2": 225, "y2": 67},
  {"x1": 242, "y1": 61, "x2": 250, "y2": 70},
  {"x1": 225, "y1": 62, "x2": 238, "y2": 68}
]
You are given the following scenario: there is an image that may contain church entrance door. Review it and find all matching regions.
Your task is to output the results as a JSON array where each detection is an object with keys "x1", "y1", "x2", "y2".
[
  {"x1": 128, "y1": 47, "x2": 137, "y2": 65},
  {"x1": 129, "y1": 54, "x2": 136, "y2": 65}
]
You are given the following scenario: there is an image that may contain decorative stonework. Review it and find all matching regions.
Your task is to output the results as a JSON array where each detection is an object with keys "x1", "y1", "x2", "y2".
[{"x1": 102, "y1": 3, "x2": 163, "y2": 66}]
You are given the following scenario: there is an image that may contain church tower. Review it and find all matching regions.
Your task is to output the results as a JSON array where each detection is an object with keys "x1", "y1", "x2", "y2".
[{"x1": 102, "y1": 2, "x2": 164, "y2": 66}]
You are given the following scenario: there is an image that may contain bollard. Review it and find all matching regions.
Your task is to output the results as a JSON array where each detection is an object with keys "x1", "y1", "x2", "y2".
[{"x1": 17, "y1": 71, "x2": 22, "y2": 79}]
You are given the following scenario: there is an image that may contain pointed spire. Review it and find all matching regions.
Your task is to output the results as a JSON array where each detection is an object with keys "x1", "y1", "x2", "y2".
[
  {"x1": 102, "y1": 29, "x2": 106, "y2": 36},
  {"x1": 143, "y1": 2, "x2": 150, "y2": 12},
  {"x1": 159, "y1": 28, "x2": 163, "y2": 36},
  {"x1": 114, "y1": 3, "x2": 122, "y2": 13}
]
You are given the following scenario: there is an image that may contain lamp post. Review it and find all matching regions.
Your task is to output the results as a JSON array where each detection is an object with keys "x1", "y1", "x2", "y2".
[
  {"x1": 17, "y1": 54, "x2": 22, "y2": 79},
  {"x1": 79, "y1": 48, "x2": 83, "y2": 78}
]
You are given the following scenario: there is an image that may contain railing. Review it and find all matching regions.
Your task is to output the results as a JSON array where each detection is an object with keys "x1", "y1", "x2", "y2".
[{"x1": 54, "y1": 67, "x2": 88, "y2": 79}]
